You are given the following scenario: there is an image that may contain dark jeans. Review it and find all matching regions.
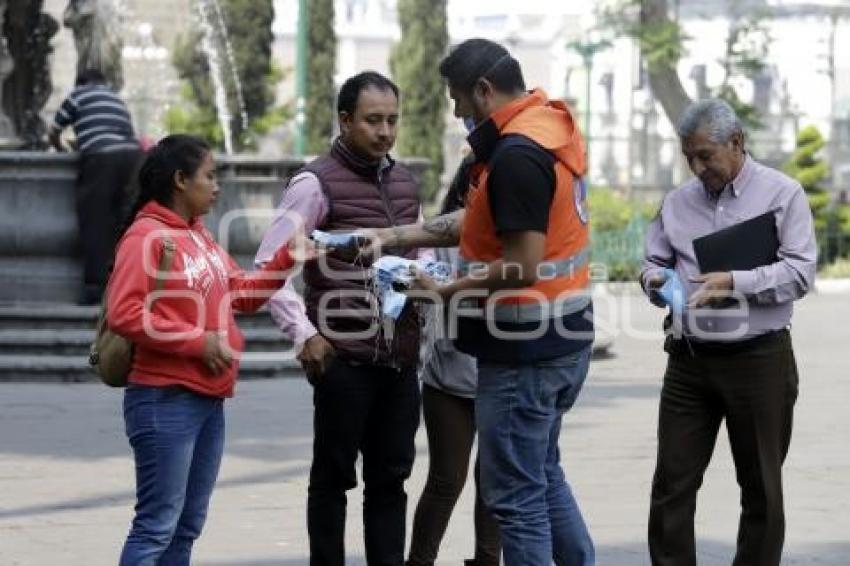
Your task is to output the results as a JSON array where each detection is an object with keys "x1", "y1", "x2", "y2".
[
  {"x1": 120, "y1": 385, "x2": 224, "y2": 566},
  {"x1": 407, "y1": 384, "x2": 501, "y2": 566},
  {"x1": 648, "y1": 330, "x2": 798, "y2": 566},
  {"x1": 77, "y1": 149, "x2": 142, "y2": 302},
  {"x1": 308, "y1": 359, "x2": 420, "y2": 566}
]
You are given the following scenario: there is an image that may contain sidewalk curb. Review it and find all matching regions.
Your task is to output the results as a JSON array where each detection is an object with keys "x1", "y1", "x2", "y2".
[{"x1": 815, "y1": 278, "x2": 850, "y2": 294}]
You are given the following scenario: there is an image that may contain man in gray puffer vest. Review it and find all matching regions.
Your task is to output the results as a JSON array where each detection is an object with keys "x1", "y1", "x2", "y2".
[{"x1": 255, "y1": 71, "x2": 423, "y2": 566}]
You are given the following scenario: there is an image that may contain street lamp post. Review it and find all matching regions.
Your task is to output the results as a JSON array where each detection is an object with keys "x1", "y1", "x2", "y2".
[{"x1": 568, "y1": 37, "x2": 611, "y2": 182}]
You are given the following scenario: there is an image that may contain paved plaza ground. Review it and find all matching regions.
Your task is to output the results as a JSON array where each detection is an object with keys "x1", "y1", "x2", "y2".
[{"x1": 1, "y1": 287, "x2": 848, "y2": 565}]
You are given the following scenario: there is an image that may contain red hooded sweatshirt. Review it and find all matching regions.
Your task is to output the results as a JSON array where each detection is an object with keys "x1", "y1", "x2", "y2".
[{"x1": 107, "y1": 201, "x2": 296, "y2": 397}]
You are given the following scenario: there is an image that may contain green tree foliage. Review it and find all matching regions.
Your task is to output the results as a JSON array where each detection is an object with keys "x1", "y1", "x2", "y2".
[
  {"x1": 608, "y1": 3, "x2": 689, "y2": 73},
  {"x1": 166, "y1": 0, "x2": 287, "y2": 151},
  {"x1": 601, "y1": 0, "x2": 771, "y2": 130},
  {"x1": 600, "y1": 0, "x2": 691, "y2": 123},
  {"x1": 714, "y1": 6, "x2": 772, "y2": 130},
  {"x1": 588, "y1": 187, "x2": 656, "y2": 231},
  {"x1": 163, "y1": 84, "x2": 225, "y2": 149},
  {"x1": 783, "y1": 125, "x2": 850, "y2": 262},
  {"x1": 305, "y1": 0, "x2": 337, "y2": 155},
  {"x1": 390, "y1": 0, "x2": 448, "y2": 203},
  {"x1": 588, "y1": 188, "x2": 657, "y2": 281},
  {"x1": 784, "y1": 125, "x2": 830, "y2": 225},
  {"x1": 784, "y1": 126, "x2": 828, "y2": 193}
]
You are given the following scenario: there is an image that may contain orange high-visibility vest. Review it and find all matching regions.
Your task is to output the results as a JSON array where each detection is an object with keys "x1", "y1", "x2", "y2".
[{"x1": 458, "y1": 89, "x2": 591, "y2": 323}]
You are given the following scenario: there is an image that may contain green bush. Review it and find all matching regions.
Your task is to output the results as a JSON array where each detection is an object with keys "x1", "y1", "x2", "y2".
[
  {"x1": 819, "y1": 257, "x2": 850, "y2": 279},
  {"x1": 589, "y1": 188, "x2": 657, "y2": 281},
  {"x1": 588, "y1": 187, "x2": 656, "y2": 231},
  {"x1": 588, "y1": 188, "x2": 632, "y2": 231},
  {"x1": 781, "y1": 125, "x2": 850, "y2": 266}
]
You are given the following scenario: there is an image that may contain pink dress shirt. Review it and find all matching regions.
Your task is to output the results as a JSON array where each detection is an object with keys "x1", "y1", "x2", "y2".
[{"x1": 254, "y1": 171, "x2": 431, "y2": 347}]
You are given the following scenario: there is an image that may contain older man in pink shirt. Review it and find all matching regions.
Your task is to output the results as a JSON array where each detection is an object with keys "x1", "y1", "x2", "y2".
[{"x1": 642, "y1": 99, "x2": 816, "y2": 566}]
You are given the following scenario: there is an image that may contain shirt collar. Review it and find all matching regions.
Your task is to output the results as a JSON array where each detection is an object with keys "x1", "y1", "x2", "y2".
[
  {"x1": 728, "y1": 153, "x2": 754, "y2": 197},
  {"x1": 335, "y1": 137, "x2": 393, "y2": 180},
  {"x1": 700, "y1": 153, "x2": 753, "y2": 200}
]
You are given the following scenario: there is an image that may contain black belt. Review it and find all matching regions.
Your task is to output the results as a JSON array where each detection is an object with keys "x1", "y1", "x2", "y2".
[{"x1": 665, "y1": 328, "x2": 789, "y2": 357}]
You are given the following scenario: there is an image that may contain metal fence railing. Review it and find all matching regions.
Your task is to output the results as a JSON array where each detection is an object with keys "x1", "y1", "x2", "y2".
[
  {"x1": 590, "y1": 217, "x2": 649, "y2": 282},
  {"x1": 591, "y1": 217, "x2": 850, "y2": 281}
]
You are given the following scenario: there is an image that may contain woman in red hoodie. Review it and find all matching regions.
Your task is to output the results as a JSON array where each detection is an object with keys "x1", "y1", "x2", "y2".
[{"x1": 108, "y1": 135, "x2": 314, "y2": 565}]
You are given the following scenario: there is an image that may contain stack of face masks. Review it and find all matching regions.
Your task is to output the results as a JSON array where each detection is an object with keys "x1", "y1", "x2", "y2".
[
  {"x1": 311, "y1": 230, "x2": 452, "y2": 319},
  {"x1": 311, "y1": 229, "x2": 360, "y2": 249},
  {"x1": 372, "y1": 256, "x2": 452, "y2": 320},
  {"x1": 658, "y1": 268, "x2": 685, "y2": 315}
]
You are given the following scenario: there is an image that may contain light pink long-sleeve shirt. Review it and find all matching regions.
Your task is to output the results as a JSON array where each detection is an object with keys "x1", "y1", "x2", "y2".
[
  {"x1": 254, "y1": 172, "x2": 325, "y2": 346},
  {"x1": 641, "y1": 155, "x2": 816, "y2": 341},
  {"x1": 254, "y1": 171, "x2": 431, "y2": 347}
]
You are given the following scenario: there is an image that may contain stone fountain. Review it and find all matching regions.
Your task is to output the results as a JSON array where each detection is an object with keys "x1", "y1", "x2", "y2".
[
  {"x1": 63, "y1": 0, "x2": 123, "y2": 90},
  {"x1": 0, "y1": 0, "x2": 17, "y2": 148},
  {"x1": 0, "y1": 1, "x2": 430, "y2": 384},
  {"x1": 0, "y1": 0, "x2": 58, "y2": 149}
]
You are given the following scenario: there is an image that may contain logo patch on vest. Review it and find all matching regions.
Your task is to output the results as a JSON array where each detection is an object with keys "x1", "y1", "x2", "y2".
[{"x1": 574, "y1": 177, "x2": 589, "y2": 224}]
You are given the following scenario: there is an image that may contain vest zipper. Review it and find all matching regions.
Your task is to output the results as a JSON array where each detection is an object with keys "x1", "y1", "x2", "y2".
[
  {"x1": 376, "y1": 174, "x2": 397, "y2": 226},
  {"x1": 374, "y1": 173, "x2": 401, "y2": 368}
]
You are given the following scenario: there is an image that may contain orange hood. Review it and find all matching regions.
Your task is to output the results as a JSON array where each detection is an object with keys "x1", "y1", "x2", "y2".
[{"x1": 489, "y1": 88, "x2": 586, "y2": 177}]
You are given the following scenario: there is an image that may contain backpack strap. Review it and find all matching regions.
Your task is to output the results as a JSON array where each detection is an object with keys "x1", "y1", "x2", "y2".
[
  {"x1": 97, "y1": 236, "x2": 176, "y2": 322},
  {"x1": 90, "y1": 236, "x2": 177, "y2": 370}
]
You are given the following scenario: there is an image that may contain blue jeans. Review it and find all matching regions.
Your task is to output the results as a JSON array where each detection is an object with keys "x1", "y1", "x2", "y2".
[
  {"x1": 119, "y1": 385, "x2": 225, "y2": 566},
  {"x1": 476, "y1": 347, "x2": 594, "y2": 566}
]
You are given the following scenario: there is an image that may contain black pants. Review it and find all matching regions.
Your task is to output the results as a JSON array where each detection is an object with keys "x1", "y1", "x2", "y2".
[
  {"x1": 76, "y1": 149, "x2": 142, "y2": 301},
  {"x1": 308, "y1": 359, "x2": 420, "y2": 566},
  {"x1": 648, "y1": 330, "x2": 798, "y2": 566},
  {"x1": 407, "y1": 384, "x2": 501, "y2": 566}
]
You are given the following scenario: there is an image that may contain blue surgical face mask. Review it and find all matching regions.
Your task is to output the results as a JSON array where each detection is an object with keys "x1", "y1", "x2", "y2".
[{"x1": 463, "y1": 117, "x2": 477, "y2": 133}]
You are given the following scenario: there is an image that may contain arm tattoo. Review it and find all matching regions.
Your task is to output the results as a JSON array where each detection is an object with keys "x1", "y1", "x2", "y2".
[
  {"x1": 423, "y1": 216, "x2": 458, "y2": 240},
  {"x1": 391, "y1": 225, "x2": 406, "y2": 248}
]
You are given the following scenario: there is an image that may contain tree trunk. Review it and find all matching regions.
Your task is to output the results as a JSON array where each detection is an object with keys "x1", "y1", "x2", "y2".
[{"x1": 641, "y1": 0, "x2": 691, "y2": 128}]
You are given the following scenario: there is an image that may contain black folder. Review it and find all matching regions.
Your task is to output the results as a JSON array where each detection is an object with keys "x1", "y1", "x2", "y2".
[{"x1": 692, "y1": 211, "x2": 779, "y2": 273}]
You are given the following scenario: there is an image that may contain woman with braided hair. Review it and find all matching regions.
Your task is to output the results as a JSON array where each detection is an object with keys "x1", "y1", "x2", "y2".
[{"x1": 109, "y1": 134, "x2": 319, "y2": 565}]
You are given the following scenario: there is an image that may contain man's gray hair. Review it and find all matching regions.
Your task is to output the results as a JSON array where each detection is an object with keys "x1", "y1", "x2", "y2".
[{"x1": 677, "y1": 99, "x2": 744, "y2": 143}]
